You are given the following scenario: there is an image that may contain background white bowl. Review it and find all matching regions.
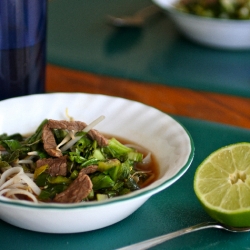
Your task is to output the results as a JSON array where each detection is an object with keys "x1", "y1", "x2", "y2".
[
  {"x1": 153, "y1": 0, "x2": 250, "y2": 49},
  {"x1": 0, "y1": 93, "x2": 194, "y2": 233}
]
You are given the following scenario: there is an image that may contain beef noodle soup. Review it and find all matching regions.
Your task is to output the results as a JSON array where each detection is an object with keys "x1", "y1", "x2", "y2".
[{"x1": 0, "y1": 117, "x2": 159, "y2": 204}]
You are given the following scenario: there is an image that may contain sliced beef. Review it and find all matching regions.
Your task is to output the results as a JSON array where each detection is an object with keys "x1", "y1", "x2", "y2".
[
  {"x1": 88, "y1": 129, "x2": 109, "y2": 147},
  {"x1": 80, "y1": 165, "x2": 98, "y2": 175},
  {"x1": 48, "y1": 120, "x2": 108, "y2": 147},
  {"x1": 47, "y1": 120, "x2": 87, "y2": 131},
  {"x1": 42, "y1": 123, "x2": 62, "y2": 157},
  {"x1": 36, "y1": 156, "x2": 68, "y2": 176},
  {"x1": 42, "y1": 119, "x2": 109, "y2": 157},
  {"x1": 53, "y1": 165, "x2": 98, "y2": 203}
]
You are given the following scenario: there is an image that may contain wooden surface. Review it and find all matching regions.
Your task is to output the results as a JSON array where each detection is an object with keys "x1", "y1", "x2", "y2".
[{"x1": 46, "y1": 64, "x2": 250, "y2": 130}]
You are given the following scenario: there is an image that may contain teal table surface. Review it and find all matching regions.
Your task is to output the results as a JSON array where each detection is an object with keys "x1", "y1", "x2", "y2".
[
  {"x1": 47, "y1": 0, "x2": 250, "y2": 98},
  {"x1": 1, "y1": 117, "x2": 250, "y2": 250}
]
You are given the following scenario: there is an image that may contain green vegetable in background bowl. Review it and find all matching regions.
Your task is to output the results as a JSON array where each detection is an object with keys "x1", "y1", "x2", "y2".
[
  {"x1": 153, "y1": 0, "x2": 250, "y2": 49},
  {"x1": 175, "y1": 0, "x2": 250, "y2": 19}
]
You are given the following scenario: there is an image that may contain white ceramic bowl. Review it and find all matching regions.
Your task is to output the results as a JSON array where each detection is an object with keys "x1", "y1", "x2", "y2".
[
  {"x1": 0, "y1": 93, "x2": 194, "y2": 233},
  {"x1": 153, "y1": 0, "x2": 250, "y2": 49}
]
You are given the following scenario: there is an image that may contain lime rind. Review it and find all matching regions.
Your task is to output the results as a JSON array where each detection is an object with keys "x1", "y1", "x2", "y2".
[
  {"x1": 194, "y1": 142, "x2": 250, "y2": 227},
  {"x1": 200, "y1": 204, "x2": 250, "y2": 227}
]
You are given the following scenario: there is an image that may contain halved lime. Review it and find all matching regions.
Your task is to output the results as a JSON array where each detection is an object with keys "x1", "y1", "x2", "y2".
[{"x1": 194, "y1": 142, "x2": 250, "y2": 227}]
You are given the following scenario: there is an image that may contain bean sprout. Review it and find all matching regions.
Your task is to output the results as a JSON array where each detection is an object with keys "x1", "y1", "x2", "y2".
[{"x1": 60, "y1": 115, "x2": 105, "y2": 152}]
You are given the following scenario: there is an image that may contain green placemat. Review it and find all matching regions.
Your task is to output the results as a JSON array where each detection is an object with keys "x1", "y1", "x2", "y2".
[
  {"x1": 47, "y1": 0, "x2": 250, "y2": 98},
  {"x1": 1, "y1": 117, "x2": 250, "y2": 250}
]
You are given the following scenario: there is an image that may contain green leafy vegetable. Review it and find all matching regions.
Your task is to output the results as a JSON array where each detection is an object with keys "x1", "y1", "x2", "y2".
[{"x1": 175, "y1": 0, "x2": 250, "y2": 19}]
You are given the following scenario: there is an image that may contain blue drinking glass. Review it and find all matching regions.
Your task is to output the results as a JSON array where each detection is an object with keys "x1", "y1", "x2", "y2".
[{"x1": 0, "y1": 0, "x2": 47, "y2": 100}]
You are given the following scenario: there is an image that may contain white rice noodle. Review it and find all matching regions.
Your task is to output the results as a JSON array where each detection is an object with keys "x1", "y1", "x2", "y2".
[
  {"x1": 18, "y1": 173, "x2": 41, "y2": 195},
  {"x1": 0, "y1": 166, "x2": 41, "y2": 202},
  {"x1": 5, "y1": 183, "x2": 28, "y2": 189},
  {"x1": 26, "y1": 173, "x2": 34, "y2": 178},
  {"x1": 0, "y1": 188, "x2": 11, "y2": 196},
  {"x1": 0, "y1": 189, "x2": 38, "y2": 203},
  {"x1": 0, "y1": 166, "x2": 23, "y2": 187}
]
